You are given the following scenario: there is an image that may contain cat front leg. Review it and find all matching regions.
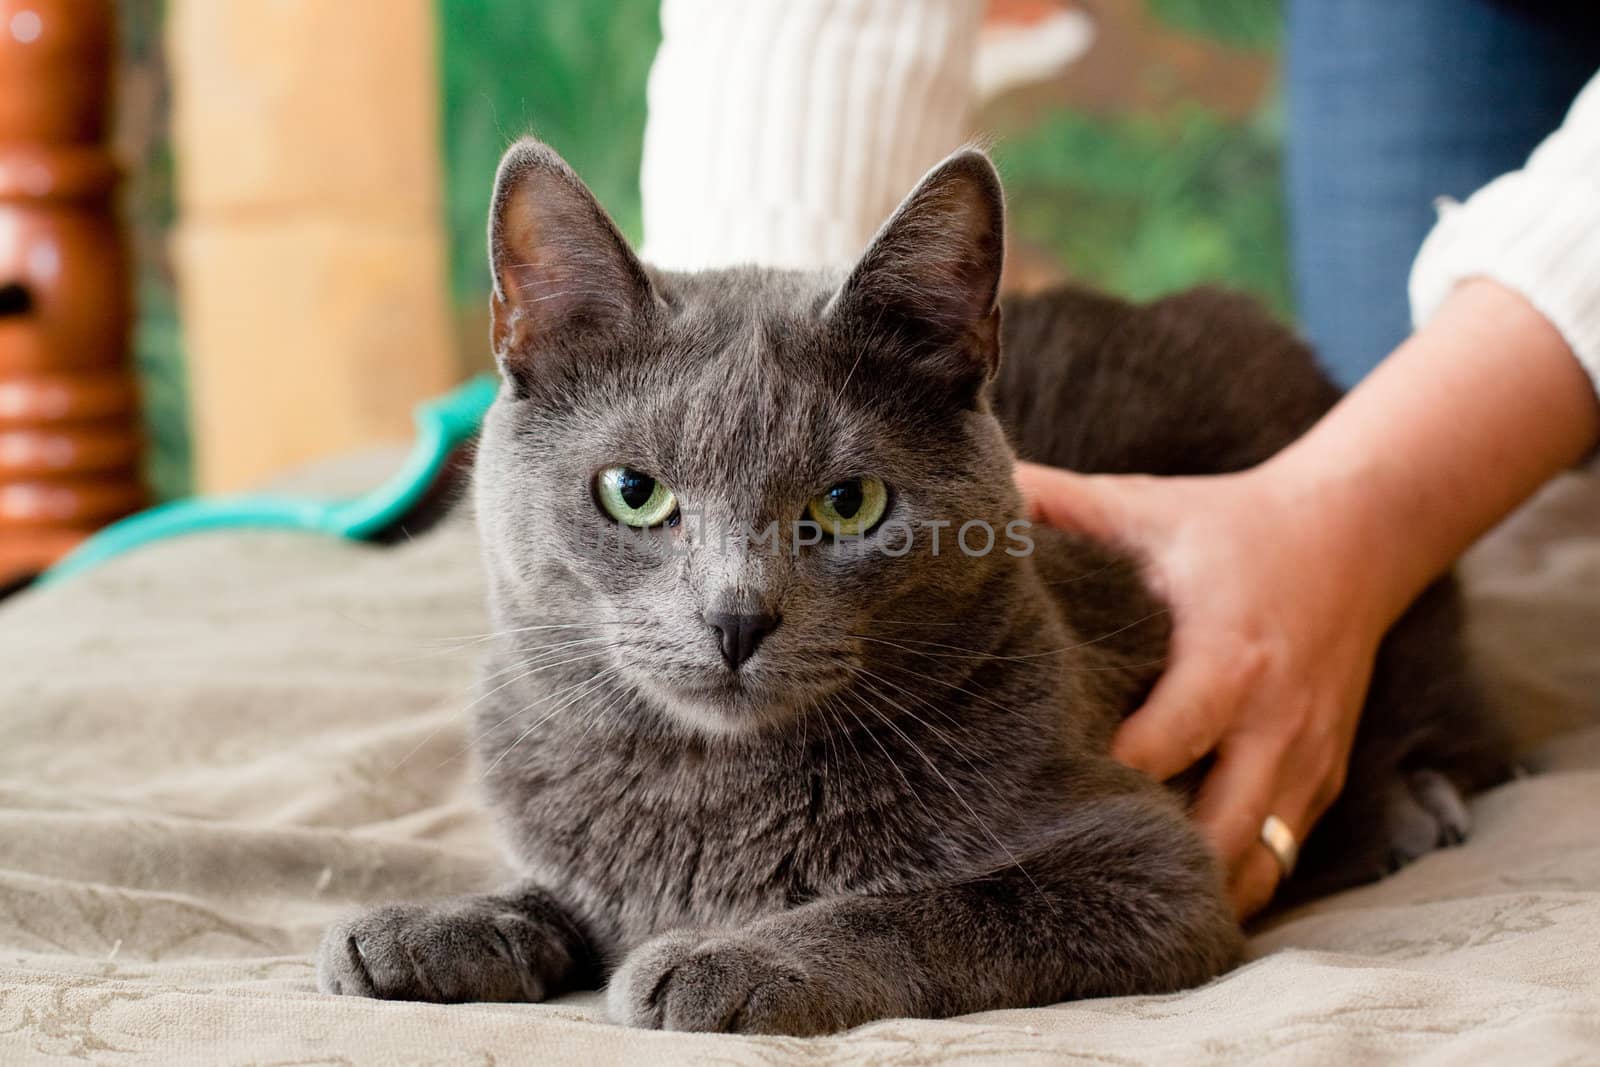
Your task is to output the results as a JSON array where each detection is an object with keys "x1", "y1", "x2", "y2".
[
  {"x1": 609, "y1": 791, "x2": 1241, "y2": 1034},
  {"x1": 318, "y1": 884, "x2": 593, "y2": 1003}
]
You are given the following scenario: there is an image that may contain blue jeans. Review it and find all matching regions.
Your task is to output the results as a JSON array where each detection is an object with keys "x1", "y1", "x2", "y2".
[{"x1": 1285, "y1": 0, "x2": 1600, "y2": 387}]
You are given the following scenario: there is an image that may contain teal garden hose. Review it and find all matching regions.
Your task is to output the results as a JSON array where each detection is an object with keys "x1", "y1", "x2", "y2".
[{"x1": 42, "y1": 375, "x2": 499, "y2": 584}]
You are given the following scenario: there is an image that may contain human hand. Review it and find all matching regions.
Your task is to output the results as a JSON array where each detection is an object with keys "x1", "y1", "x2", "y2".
[{"x1": 1015, "y1": 460, "x2": 1395, "y2": 917}]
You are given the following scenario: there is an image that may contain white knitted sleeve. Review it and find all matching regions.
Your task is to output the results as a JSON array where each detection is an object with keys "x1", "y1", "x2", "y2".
[
  {"x1": 1410, "y1": 73, "x2": 1600, "y2": 395},
  {"x1": 639, "y1": 0, "x2": 984, "y2": 273}
]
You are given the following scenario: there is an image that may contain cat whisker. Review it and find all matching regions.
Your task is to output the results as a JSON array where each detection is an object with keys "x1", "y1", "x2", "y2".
[
  {"x1": 813, "y1": 696, "x2": 844, "y2": 793},
  {"x1": 851, "y1": 617, "x2": 997, "y2": 628},
  {"x1": 850, "y1": 667, "x2": 994, "y2": 773},
  {"x1": 394, "y1": 646, "x2": 622, "y2": 773},
  {"x1": 850, "y1": 667, "x2": 1074, "y2": 906},
  {"x1": 847, "y1": 609, "x2": 1168, "y2": 664},
  {"x1": 850, "y1": 676, "x2": 1055, "y2": 916},
  {"x1": 469, "y1": 648, "x2": 627, "y2": 741},
  {"x1": 475, "y1": 636, "x2": 621, "y2": 683},
  {"x1": 577, "y1": 674, "x2": 641, "y2": 746},
  {"x1": 822, "y1": 694, "x2": 870, "y2": 793},
  {"x1": 863, "y1": 640, "x2": 1167, "y2": 676},
  {"x1": 382, "y1": 622, "x2": 640, "y2": 666},
  {"x1": 425, "y1": 636, "x2": 615, "y2": 700},
  {"x1": 833, "y1": 689, "x2": 938, "y2": 824},
  {"x1": 416, "y1": 620, "x2": 644, "y2": 649},
  {"x1": 478, "y1": 666, "x2": 627, "y2": 778},
  {"x1": 468, "y1": 644, "x2": 621, "y2": 707},
  {"x1": 1039, "y1": 557, "x2": 1134, "y2": 587},
  {"x1": 870, "y1": 658, "x2": 1025, "y2": 720}
]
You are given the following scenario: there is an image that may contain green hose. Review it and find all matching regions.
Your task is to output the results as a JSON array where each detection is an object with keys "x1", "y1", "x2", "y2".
[{"x1": 43, "y1": 375, "x2": 500, "y2": 584}]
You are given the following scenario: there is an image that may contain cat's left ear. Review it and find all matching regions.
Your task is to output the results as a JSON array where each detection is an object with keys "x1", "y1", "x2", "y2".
[
  {"x1": 488, "y1": 138, "x2": 658, "y2": 379},
  {"x1": 826, "y1": 148, "x2": 1005, "y2": 387}
]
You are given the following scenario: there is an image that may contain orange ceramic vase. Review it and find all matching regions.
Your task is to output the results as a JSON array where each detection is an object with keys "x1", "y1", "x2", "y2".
[{"x1": 0, "y1": 0, "x2": 143, "y2": 582}]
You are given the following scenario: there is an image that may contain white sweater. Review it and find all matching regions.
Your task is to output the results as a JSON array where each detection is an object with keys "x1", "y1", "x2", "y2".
[
  {"x1": 1410, "y1": 73, "x2": 1600, "y2": 394},
  {"x1": 640, "y1": 0, "x2": 984, "y2": 272}
]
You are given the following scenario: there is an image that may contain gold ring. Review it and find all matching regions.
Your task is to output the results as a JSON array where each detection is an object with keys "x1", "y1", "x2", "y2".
[{"x1": 1260, "y1": 814, "x2": 1299, "y2": 877}]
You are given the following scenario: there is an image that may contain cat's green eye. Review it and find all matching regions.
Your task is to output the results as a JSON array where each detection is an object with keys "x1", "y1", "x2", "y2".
[
  {"x1": 806, "y1": 477, "x2": 889, "y2": 538},
  {"x1": 595, "y1": 466, "x2": 679, "y2": 527}
]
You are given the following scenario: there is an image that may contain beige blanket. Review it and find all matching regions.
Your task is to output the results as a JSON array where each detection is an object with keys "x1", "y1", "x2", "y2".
[{"x1": 3, "y1": 457, "x2": 1598, "y2": 1065}]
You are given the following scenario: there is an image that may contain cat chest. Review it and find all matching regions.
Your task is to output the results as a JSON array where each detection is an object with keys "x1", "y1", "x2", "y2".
[{"x1": 498, "y1": 756, "x2": 961, "y2": 939}]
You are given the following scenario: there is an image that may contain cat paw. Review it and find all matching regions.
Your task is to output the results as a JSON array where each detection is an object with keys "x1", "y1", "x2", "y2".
[
  {"x1": 317, "y1": 899, "x2": 575, "y2": 1003},
  {"x1": 1384, "y1": 768, "x2": 1472, "y2": 871},
  {"x1": 607, "y1": 930, "x2": 830, "y2": 1035}
]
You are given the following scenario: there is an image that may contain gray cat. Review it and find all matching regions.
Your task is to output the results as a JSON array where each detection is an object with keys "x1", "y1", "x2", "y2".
[{"x1": 317, "y1": 140, "x2": 1508, "y2": 1033}]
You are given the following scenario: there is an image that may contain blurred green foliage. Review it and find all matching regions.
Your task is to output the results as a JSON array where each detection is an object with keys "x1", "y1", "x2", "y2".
[
  {"x1": 997, "y1": 101, "x2": 1290, "y2": 315},
  {"x1": 1147, "y1": 0, "x2": 1282, "y2": 50},
  {"x1": 118, "y1": 0, "x2": 192, "y2": 500},
  {"x1": 998, "y1": 0, "x2": 1288, "y2": 315},
  {"x1": 133, "y1": 276, "x2": 190, "y2": 500},
  {"x1": 436, "y1": 0, "x2": 660, "y2": 304}
]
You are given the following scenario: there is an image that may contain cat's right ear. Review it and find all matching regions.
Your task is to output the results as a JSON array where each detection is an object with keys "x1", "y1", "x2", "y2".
[{"x1": 488, "y1": 139, "x2": 657, "y2": 382}]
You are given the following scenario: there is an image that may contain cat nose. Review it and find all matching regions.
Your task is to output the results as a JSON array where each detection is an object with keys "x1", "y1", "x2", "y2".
[{"x1": 703, "y1": 611, "x2": 780, "y2": 670}]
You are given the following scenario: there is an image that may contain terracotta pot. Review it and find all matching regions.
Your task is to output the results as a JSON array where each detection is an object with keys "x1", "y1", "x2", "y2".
[
  {"x1": 0, "y1": 145, "x2": 130, "y2": 374},
  {"x1": 0, "y1": 0, "x2": 111, "y2": 143},
  {"x1": 0, "y1": 0, "x2": 143, "y2": 580}
]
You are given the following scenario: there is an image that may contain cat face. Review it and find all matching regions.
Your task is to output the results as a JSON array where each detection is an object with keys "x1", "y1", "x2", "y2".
[{"x1": 475, "y1": 141, "x2": 1022, "y2": 737}]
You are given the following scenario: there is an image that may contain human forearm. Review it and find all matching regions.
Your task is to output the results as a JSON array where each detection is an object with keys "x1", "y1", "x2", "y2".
[
  {"x1": 1409, "y1": 74, "x2": 1600, "y2": 389},
  {"x1": 1266, "y1": 278, "x2": 1600, "y2": 626}
]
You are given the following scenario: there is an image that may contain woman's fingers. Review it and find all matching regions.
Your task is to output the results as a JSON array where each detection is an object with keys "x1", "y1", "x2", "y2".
[
  {"x1": 1197, "y1": 738, "x2": 1304, "y2": 919},
  {"x1": 1189, "y1": 733, "x2": 1284, "y2": 874},
  {"x1": 1110, "y1": 638, "x2": 1257, "y2": 782},
  {"x1": 1226, "y1": 769, "x2": 1321, "y2": 920},
  {"x1": 1195, "y1": 705, "x2": 1353, "y2": 916},
  {"x1": 1013, "y1": 461, "x2": 1130, "y2": 544},
  {"x1": 1230, "y1": 843, "x2": 1283, "y2": 921}
]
